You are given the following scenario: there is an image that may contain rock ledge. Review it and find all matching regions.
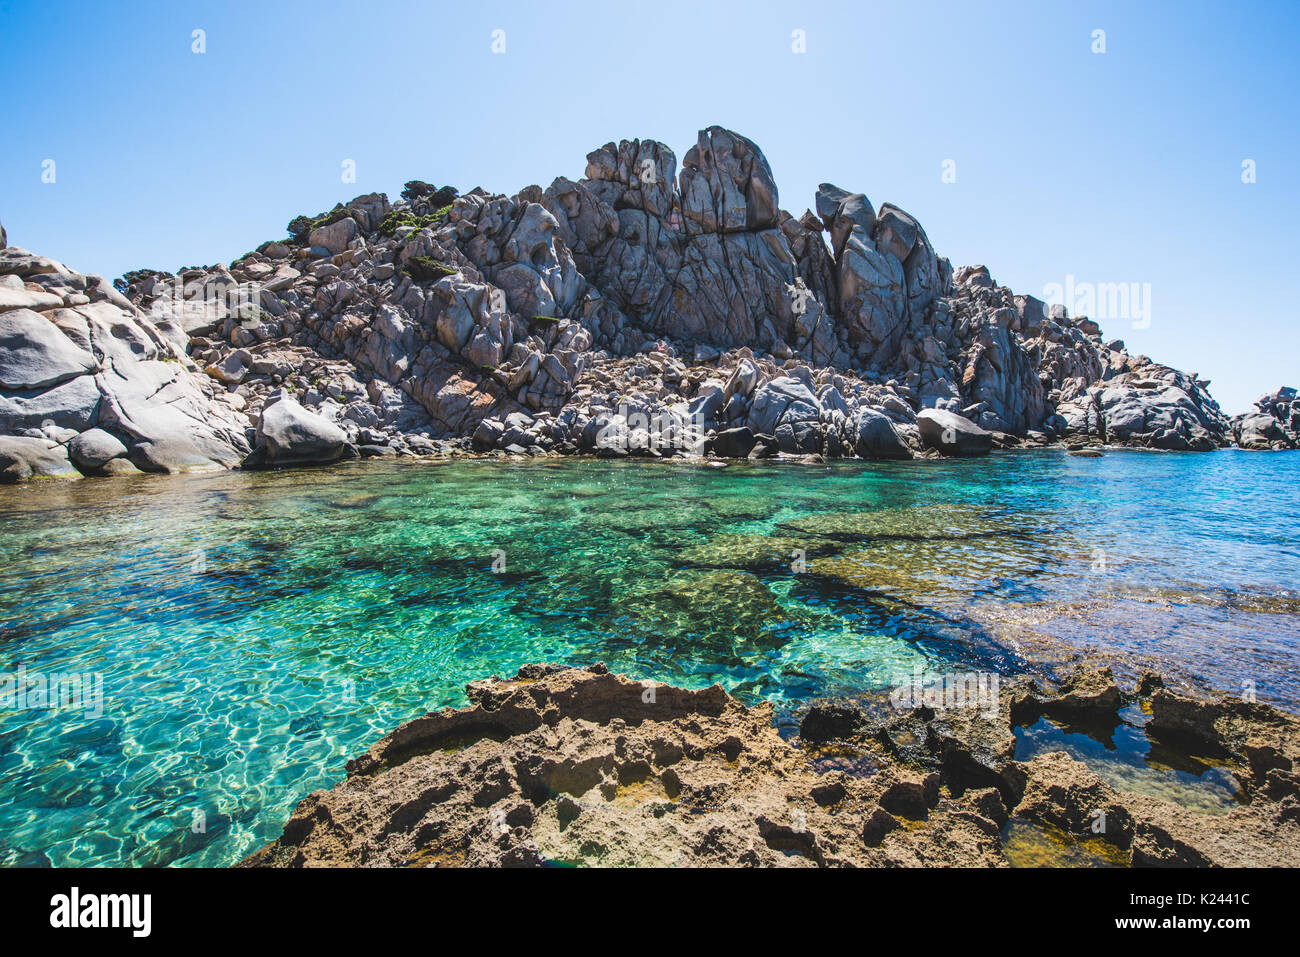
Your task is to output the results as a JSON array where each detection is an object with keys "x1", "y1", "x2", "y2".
[{"x1": 244, "y1": 663, "x2": 1300, "y2": 868}]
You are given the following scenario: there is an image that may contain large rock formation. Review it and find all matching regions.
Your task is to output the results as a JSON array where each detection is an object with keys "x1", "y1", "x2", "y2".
[
  {"x1": 2, "y1": 126, "x2": 1252, "y2": 481},
  {"x1": 0, "y1": 246, "x2": 249, "y2": 481},
  {"x1": 243, "y1": 663, "x2": 1300, "y2": 868},
  {"x1": 1232, "y1": 387, "x2": 1298, "y2": 450},
  {"x1": 918, "y1": 407, "x2": 994, "y2": 457}
]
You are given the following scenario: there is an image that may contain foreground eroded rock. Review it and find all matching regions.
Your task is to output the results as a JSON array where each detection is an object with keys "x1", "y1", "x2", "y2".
[{"x1": 244, "y1": 663, "x2": 1300, "y2": 867}]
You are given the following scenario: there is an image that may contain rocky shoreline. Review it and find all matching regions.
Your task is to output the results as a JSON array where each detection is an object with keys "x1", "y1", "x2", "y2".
[
  {"x1": 242, "y1": 662, "x2": 1300, "y2": 868},
  {"x1": 4, "y1": 126, "x2": 1296, "y2": 482}
]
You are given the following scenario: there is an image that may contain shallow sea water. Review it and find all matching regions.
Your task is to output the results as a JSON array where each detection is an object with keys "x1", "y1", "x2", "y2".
[{"x1": 1, "y1": 449, "x2": 1297, "y2": 865}]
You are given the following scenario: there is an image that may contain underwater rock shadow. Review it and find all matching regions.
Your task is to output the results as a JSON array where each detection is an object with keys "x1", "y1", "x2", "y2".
[{"x1": 789, "y1": 572, "x2": 1031, "y2": 678}]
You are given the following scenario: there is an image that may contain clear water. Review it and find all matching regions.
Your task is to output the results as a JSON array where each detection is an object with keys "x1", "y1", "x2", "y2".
[
  {"x1": 1014, "y1": 706, "x2": 1243, "y2": 815},
  {"x1": 1, "y1": 449, "x2": 1297, "y2": 866}
]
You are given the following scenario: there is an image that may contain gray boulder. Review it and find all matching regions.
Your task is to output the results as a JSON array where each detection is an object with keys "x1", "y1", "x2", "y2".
[
  {"x1": 0, "y1": 435, "x2": 80, "y2": 481},
  {"x1": 472, "y1": 417, "x2": 505, "y2": 451},
  {"x1": 725, "y1": 357, "x2": 762, "y2": 399},
  {"x1": 254, "y1": 397, "x2": 348, "y2": 466},
  {"x1": 853, "y1": 408, "x2": 912, "y2": 459},
  {"x1": 308, "y1": 217, "x2": 360, "y2": 255},
  {"x1": 68, "y1": 428, "x2": 129, "y2": 472},
  {"x1": 687, "y1": 384, "x2": 725, "y2": 422},
  {"x1": 747, "y1": 376, "x2": 820, "y2": 436},
  {"x1": 710, "y1": 426, "x2": 756, "y2": 458},
  {"x1": 917, "y1": 408, "x2": 993, "y2": 457}
]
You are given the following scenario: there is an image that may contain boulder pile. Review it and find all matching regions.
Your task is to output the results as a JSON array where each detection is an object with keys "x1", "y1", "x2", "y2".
[
  {"x1": 1232, "y1": 387, "x2": 1299, "y2": 450},
  {"x1": 0, "y1": 245, "x2": 248, "y2": 481},
  {"x1": 4, "y1": 126, "x2": 1272, "y2": 481}
]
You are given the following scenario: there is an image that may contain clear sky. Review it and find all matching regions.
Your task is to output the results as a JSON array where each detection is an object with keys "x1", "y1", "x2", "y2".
[{"x1": 2, "y1": 0, "x2": 1295, "y2": 414}]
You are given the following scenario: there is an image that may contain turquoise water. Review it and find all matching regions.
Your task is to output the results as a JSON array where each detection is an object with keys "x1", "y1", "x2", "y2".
[{"x1": 1, "y1": 449, "x2": 1298, "y2": 866}]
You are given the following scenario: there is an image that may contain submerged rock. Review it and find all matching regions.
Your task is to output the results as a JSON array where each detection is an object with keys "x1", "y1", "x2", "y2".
[{"x1": 617, "y1": 569, "x2": 821, "y2": 660}]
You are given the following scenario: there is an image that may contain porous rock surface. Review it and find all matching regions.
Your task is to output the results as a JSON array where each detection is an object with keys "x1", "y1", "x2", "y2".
[{"x1": 243, "y1": 663, "x2": 1300, "y2": 868}]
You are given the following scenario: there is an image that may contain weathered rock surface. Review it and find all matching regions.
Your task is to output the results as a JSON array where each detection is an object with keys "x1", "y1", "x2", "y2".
[
  {"x1": 1055, "y1": 365, "x2": 1228, "y2": 452},
  {"x1": 1231, "y1": 387, "x2": 1298, "y2": 450},
  {"x1": 244, "y1": 663, "x2": 1300, "y2": 868},
  {"x1": 0, "y1": 245, "x2": 249, "y2": 481},
  {"x1": 67, "y1": 427, "x2": 129, "y2": 473},
  {"x1": 0, "y1": 434, "x2": 80, "y2": 481},
  {"x1": 917, "y1": 408, "x2": 993, "y2": 457},
  {"x1": 0, "y1": 308, "x2": 97, "y2": 389},
  {"x1": 248, "y1": 395, "x2": 348, "y2": 467},
  {"x1": 4, "y1": 126, "x2": 1250, "y2": 481}
]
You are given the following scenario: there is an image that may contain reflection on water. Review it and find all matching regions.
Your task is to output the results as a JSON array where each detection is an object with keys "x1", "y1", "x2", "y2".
[
  {"x1": 0, "y1": 449, "x2": 1297, "y2": 865},
  {"x1": 1014, "y1": 705, "x2": 1242, "y2": 815}
]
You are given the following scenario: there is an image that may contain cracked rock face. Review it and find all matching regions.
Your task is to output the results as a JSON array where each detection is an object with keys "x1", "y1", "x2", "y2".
[
  {"x1": 0, "y1": 247, "x2": 249, "y2": 481},
  {"x1": 3, "y1": 125, "x2": 1254, "y2": 481},
  {"x1": 1231, "y1": 387, "x2": 1299, "y2": 450},
  {"x1": 243, "y1": 663, "x2": 1300, "y2": 868}
]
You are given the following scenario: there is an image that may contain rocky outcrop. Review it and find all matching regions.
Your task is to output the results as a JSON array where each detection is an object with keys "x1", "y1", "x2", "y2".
[
  {"x1": 3, "y1": 126, "x2": 1248, "y2": 481},
  {"x1": 243, "y1": 663, "x2": 1300, "y2": 868},
  {"x1": 1055, "y1": 363, "x2": 1229, "y2": 452},
  {"x1": 0, "y1": 245, "x2": 249, "y2": 481},
  {"x1": 1232, "y1": 387, "x2": 1298, "y2": 450}
]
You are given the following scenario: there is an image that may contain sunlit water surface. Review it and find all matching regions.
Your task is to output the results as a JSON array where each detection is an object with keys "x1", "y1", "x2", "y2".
[{"x1": 1, "y1": 450, "x2": 1297, "y2": 865}]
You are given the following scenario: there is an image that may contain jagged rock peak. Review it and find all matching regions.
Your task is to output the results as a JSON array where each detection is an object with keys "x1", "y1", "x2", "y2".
[{"x1": 0, "y1": 126, "x2": 1253, "y2": 482}]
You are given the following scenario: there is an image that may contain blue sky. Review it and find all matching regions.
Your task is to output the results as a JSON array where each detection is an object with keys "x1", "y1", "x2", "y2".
[{"x1": 1, "y1": 0, "x2": 1295, "y2": 414}]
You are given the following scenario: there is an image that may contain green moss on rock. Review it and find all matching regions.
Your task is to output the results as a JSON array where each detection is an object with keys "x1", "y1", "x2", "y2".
[{"x1": 404, "y1": 257, "x2": 457, "y2": 282}]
